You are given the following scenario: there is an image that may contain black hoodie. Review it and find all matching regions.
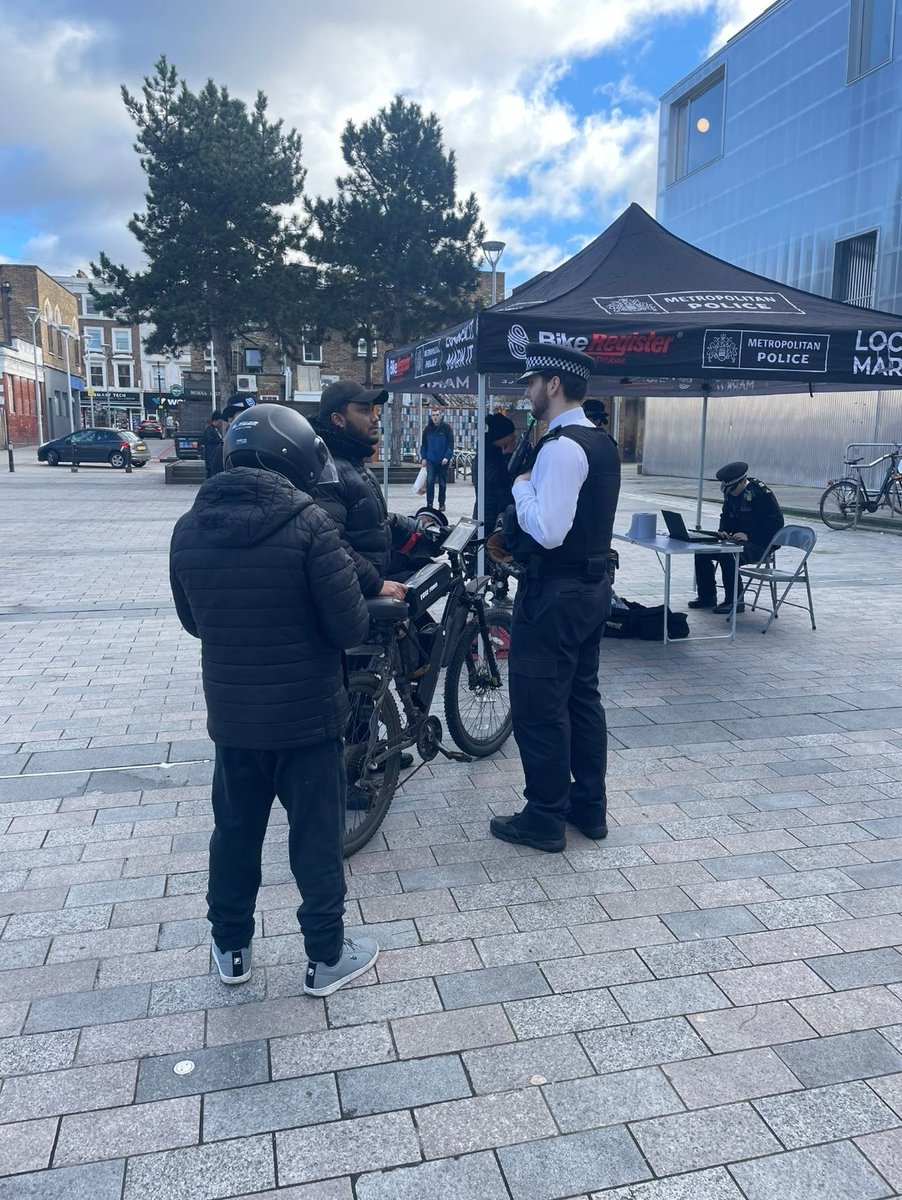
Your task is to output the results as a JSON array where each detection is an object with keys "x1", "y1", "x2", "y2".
[{"x1": 169, "y1": 467, "x2": 369, "y2": 749}]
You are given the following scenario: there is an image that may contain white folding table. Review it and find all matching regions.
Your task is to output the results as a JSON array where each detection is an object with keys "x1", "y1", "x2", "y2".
[{"x1": 612, "y1": 531, "x2": 743, "y2": 644}]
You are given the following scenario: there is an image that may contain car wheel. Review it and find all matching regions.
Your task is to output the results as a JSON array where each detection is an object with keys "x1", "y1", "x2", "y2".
[
  {"x1": 46, "y1": 450, "x2": 60, "y2": 466},
  {"x1": 108, "y1": 451, "x2": 127, "y2": 469},
  {"x1": 132, "y1": 461, "x2": 147, "y2": 468}
]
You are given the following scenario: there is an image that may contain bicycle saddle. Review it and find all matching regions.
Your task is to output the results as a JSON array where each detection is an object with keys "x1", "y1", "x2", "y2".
[{"x1": 366, "y1": 597, "x2": 408, "y2": 623}]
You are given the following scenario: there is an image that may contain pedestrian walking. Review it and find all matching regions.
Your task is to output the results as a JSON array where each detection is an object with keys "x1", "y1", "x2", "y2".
[
  {"x1": 169, "y1": 403, "x2": 379, "y2": 996},
  {"x1": 490, "y1": 343, "x2": 621, "y2": 854}
]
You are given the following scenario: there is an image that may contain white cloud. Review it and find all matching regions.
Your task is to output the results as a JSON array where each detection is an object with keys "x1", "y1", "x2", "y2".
[
  {"x1": 708, "y1": 0, "x2": 777, "y2": 53},
  {"x1": 0, "y1": 0, "x2": 767, "y2": 284}
]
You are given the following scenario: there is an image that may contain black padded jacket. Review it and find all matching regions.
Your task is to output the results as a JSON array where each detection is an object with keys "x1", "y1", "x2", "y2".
[{"x1": 169, "y1": 466, "x2": 369, "y2": 749}]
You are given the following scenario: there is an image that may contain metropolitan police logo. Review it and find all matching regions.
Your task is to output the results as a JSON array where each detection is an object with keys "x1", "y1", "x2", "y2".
[
  {"x1": 704, "y1": 333, "x2": 740, "y2": 366},
  {"x1": 599, "y1": 296, "x2": 661, "y2": 315},
  {"x1": 507, "y1": 323, "x2": 529, "y2": 360}
]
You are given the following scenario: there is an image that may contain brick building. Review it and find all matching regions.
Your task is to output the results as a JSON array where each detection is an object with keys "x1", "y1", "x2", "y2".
[{"x1": 0, "y1": 265, "x2": 80, "y2": 443}]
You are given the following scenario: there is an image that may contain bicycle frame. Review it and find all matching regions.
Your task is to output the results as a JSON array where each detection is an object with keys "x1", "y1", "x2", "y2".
[{"x1": 841, "y1": 449, "x2": 901, "y2": 520}]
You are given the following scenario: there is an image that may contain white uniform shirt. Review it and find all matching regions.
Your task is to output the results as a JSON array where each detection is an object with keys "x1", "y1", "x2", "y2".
[{"x1": 511, "y1": 408, "x2": 592, "y2": 549}]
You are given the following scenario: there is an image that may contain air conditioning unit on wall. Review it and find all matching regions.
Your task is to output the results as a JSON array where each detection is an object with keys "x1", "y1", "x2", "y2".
[{"x1": 236, "y1": 374, "x2": 257, "y2": 392}]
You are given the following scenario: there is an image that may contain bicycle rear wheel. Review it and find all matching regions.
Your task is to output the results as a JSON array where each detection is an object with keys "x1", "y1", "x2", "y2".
[
  {"x1": 819, "y1": 481, "x2": 862, "y2": 530},
  {"x1": 444, "y1": 608, "x2": 513, "y2": 756},
  {"x1": 887, "y1": 478, "x2": 902, "y2": 515},
  {"x1": 343, "y1": 672, "x2": 401, "y2": 857}
]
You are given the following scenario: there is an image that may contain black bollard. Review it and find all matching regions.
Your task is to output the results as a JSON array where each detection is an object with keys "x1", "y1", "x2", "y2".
[
  {"x1": 124, "y1": 444, "x2": 133, "y2": 474},
  {"x1": 6, "y1": 442, "x2": 13, "y2": 473},
  {"x1": 71, "y1": 443, "x2": 79, "y2": 473}
]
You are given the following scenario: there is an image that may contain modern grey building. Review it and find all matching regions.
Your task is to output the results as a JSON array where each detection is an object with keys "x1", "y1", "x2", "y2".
[{"x1": 649, "y1": 0, "x2": 902, "y2": 486}]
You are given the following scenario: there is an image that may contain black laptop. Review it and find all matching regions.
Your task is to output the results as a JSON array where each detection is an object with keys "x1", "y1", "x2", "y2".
[{"x1": 661, "y1": 510, "x2": 721, "y2": 543}]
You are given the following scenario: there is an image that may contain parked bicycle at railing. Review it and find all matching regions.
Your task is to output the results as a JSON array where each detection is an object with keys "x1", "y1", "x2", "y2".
[
  {"x1": 342, "y1": 516, "x2": 513, "y2": 855},
  {"x1": 819, "y1": 445, "x2": 902, "y2": 529},
  {"x1": 452, "y1": 448, "x2": 476, "y2": 481}
]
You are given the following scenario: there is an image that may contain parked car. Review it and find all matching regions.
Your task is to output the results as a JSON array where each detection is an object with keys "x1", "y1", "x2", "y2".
[
  {"x1": 136, "y1": 418, "x2": 163, "y2": 438},
  {"x1": 38, "y1": 428, "x2": 151, "y2": 469}
]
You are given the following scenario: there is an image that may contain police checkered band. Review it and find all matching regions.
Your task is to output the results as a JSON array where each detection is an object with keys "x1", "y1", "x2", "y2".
[{"x1": 517, "y1": 343, "x2": 595, "y2": 383}]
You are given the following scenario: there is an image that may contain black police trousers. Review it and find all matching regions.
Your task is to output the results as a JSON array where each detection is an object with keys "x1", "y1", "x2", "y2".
[
  {"x1": 206, "y1": 739, "x2": 346, "y2": 963},
  {"x1": 694, "y1": 541, "x2": 768, "y2": 600},
  {"x1": 509, "y1": 575, "x2": 611, "y2": 838}
]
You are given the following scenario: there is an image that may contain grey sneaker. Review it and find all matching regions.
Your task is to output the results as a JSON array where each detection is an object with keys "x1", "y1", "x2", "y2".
[
  {"x1": 212, "y1": 941, "x2": 252, "y2": 985},
  {"x1": 304, "y1": 937, "x2": 379, "y2": 997}
]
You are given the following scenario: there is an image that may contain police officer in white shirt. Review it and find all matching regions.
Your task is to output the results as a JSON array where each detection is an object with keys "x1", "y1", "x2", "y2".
[{"x1": 490, "y1": 343, "x2": 621, "y2": 854}]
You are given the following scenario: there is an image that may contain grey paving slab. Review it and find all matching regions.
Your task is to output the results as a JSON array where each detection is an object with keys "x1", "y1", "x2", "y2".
[
  {"x1": 775, "y1": 1030, "x2": 902, "y2": 1086},
  {"x1": 0, "y1": 1159, "x2": 125, "y2": 1200},
  {"x1": 415, "y1": 1088, "x2": 558, "y2": 1158},
  {"x1": 807, "y1": 946, "x2": 902, "y2": 989},
  {"x1": 463, "y1": 1033, "x2": 594, "y2": 1093},
  {"x1": 391, "y1": 1003, "x2": 515, "y2": 1058},
  {"x1": 544, "y1": 1065, "x2": 683, "y2": 1132},
  {"x1": 690, "y1": 1002, "x2": 818, "y2": 1053},
  {"x1": 792, "y1": 985, "x2": 902, "y2": 1035},
  {"x1": 504, "y1": 988, "x2": 625, "y2": 1038},
  {"x1": 631, "y1": 1102, "x2": 781, "y2": 1174},
  {"x1": 25, "y1": 982, "x2": 150, "y2": 1033},
  {"x1": 123, "y1": 1136, "x2": 276, "y2": 1200},
  {"x1": 594, "y1": 1168, "x2": 745, "y2": 1199},
  {"x1": 276, "y1": 1112, "x2": 421, "y2": 1184},
  {"x1": 337, "y1": 1053, "x2": 470, "y2": 1117},
  {"x1": 638, "y1": 937, "x2": 750, "y2": 979},
  {"x1": 542, "y1": 948, "x2": 651, "y2": 991},
  {"x1": 325, "y1": 977, "x2": 442, "y2": 1026},
  {"x1": 270, "y1": 1023, "x2": 396, "y2": 1079},
  {"x1": 856, "y1": 1129, "x2": 902, "y2": 1193},
  {"x1": 611, "y1": 974, "x2": 732, "y2": 1021},
  {"x1": 136, "y1": 1039, "x2": 269, "y2": 1101},
  {"x1": 580, "y1": 1017, "x2": 710, "y2": 1073},
  {"x1": 76, "y1": 1011, "x2": 205, "y2": 1066},
  {"x1": 355, "y1": 1150, "x2": 511, "y2": 1200},
  {"x1": 0, "y1": 1116, "x2": 58, "y2": 1176},
  {"x1": 436, "y1": 962, "x2": 551, "y2": 1009},
  {"x1": 0, "y1": 1028, "x2": 77, "y2": 1075},
  {"x1": 203, "y1": 1074, "x2": 340, "y2": 1139},
  {"x1": 0, "y1": 1060, "x2": 138, "y2": 1121},
  {"x1": 662, "y1": 1047, "x2": 803, "y2": 1108},
  {"x1": 728, "y1": 1141, "x2": 893, "y2": 1200},
  {"x1": 54, "y1": 1096, "x2": 201, "y2": 1165},
  {"x1": 660, "y1": 905, "x2": 765, "y2": 940},
  {"x1": 753, "y1": 1080, "x2": 897, "y2": 1147},
  {"x1": 497, "y1": 1127, "x2": 652, "y2": 1200},
  {"x1": 711, "y1": 960, "x2": 831, "y2": 1005},
  {"x1": 730, "y1": 925, "x2": 842, "y2": 964}
]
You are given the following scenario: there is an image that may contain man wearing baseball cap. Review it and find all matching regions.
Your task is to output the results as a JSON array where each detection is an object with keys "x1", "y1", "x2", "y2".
[
  {"x1": 690, "y1": 460, "x2": 784, "y2": 615},
  {"x1": 490, "y1": 342, "x2": 620, "y2": 854}
]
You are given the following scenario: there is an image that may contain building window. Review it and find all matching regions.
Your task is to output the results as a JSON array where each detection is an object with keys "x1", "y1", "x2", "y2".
[
  {"x1": 302, "y1": 341, "x2": 322, "y2": 364},
  {"x1": 112, "y1": 329, "x2": 131, "y2": 354},
  {"x1": 668, "y1": 69, "x2": 725, "y2": 183},
  {"x1": 244, "y1": 347, "x2": 264, "y2": 371},
  {"x1": 89, "y1": 361, "x2": 106, "y2": 388},
  {"x1": 84, "y1": 327, "x2": 104, "y2": 350},
  {"x1": 848, "y1": 0, "x2": 894, "y2": 81},
  {"x1": 116, "y1": 362, "x2": 134, "y2": 388},
  {"x1": 357, "y1": 338, "x2": 378, "y2": 359},
  {"x1": 83, "y1": 292, "x2": 102, "y2": 317},
  {"x1": 833, "y1": 231, "x2": 878, "y2": 307}
]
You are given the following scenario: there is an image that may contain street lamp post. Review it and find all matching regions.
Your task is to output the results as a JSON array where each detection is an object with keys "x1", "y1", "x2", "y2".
[
  {"x1": 59, "y1": 325, "x2": 76, "y2": 434},
  {"x1": 83, "y1": 341, "x2": 97, "y2": 426},
  {"x1": 24, "y1": 307, "x2": 45, "y2": 445},
  {"x1": 481, "y1": 240, "x2": 506, "y2": 306}
]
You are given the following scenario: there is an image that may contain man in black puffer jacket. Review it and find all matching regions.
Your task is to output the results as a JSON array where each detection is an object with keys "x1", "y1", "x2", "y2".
[
  {"x1": 312, "y1": 379, "x2": 418, "y2": 601},
  {"x1": 170, "y1": 404, "x2": 379, "y2": 998}
]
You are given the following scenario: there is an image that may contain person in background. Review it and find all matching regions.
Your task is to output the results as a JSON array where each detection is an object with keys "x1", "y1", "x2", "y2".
[
  {"x1": 169, "y1": 403, "x2": 379, "y2": 998},
  {"x1": 419, "y1": 404, "x2": 454, "y2": 511},
  {"x1": 474, "y1": 412, "x2": 517, "y2": 602},
  {"x1": 690, "y1": 460, "x2": 784, "y2": 615},
  {"x1": 202, "y1": 410, "x2": 225, "y2": 478}
]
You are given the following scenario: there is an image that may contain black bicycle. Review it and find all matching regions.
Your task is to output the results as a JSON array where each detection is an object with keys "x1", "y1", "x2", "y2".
[
  {"x1": 819, "y1": 445, "x2": 902, "y2": 530},
  {"x1": 342, "y1": 517, "x2": 513, "y2": 855}
]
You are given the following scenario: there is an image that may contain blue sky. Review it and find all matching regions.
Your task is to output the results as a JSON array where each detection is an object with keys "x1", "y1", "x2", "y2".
[{"x1": 0, "y1": 0, "x2": 774, "y2": 287}]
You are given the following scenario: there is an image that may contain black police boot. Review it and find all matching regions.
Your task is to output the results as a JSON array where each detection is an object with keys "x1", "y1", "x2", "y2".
[
  {"x1": 688, "y1": 596, "x2": 716, "y2": 609},
  {"x1": 490, "y1": 811, "x2": 565, "y2": 854},
  {"x1": 566, "y1": 807, "x2": 608, "y2": 840}
]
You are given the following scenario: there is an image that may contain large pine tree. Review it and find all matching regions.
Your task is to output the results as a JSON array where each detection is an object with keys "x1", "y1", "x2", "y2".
[
  {"x1": 92, "y1": 57, "x2": 310, "y2": 404},
  {"x1": 306, "y1": 95, "x2": 485, "y2": 459}
]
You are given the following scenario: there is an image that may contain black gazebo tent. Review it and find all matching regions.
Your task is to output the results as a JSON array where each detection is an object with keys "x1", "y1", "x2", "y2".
[{"x1": 384, "y1": 203, "x2": 902, "y2": 528}]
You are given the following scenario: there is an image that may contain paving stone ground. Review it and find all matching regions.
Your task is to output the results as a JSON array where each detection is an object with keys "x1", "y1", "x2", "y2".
[{"x1": 1, "y1": 450, "x2": 902, "y2": 1198}]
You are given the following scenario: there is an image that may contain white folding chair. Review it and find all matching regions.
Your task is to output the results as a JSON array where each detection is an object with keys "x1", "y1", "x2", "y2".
[{"x1": 738, "y1": 525, "x2": 817, "y2": 634}]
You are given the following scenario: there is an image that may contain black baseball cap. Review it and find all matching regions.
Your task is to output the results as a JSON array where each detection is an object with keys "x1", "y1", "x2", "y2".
[
  {"x1": 221, "y1": 394, "x2": 257, "y2": 421},
  {"x1": 319, "y1": 380, "x2": 389, "y2": 418}
]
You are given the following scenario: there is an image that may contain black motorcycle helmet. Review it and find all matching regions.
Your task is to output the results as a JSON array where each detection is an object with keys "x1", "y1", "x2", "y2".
[{"x1": 224, "y1": 403, "x2": 338, "y2": 493}]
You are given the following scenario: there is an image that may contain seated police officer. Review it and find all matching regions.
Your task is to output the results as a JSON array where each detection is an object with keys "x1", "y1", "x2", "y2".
[
  {"x1": 690, "y1": 460, "x2": 785, "y2": 615},
  {"x1": 490, "y1": 343, "x2": 621, "y2": 854}
]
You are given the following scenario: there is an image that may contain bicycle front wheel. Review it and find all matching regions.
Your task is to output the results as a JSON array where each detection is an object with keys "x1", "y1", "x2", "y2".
[
  {"x1": 444, "y1": 608, "x2": 513, "y2": 757},
  {"x1": 343, "y1": 671, "x2": 401, "y2": 857},
  {"x1": 819, "y1": 481, "x2": 862, "y2": 530},
  {"x1": 888, "y1": 478, "x2": 902, "y2": 516}
]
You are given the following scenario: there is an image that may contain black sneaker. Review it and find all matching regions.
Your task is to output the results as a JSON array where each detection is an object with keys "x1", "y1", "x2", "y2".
[
  {"x1": 712, "y1": 600, "x2": 745, "y2": 614},
  {"x1": 688, "y1": 597, "x2": 716, "y2": 609},
  {"x1": 567, "y1": 813, "x2": 608, "y2": 840},
  {"x1": 490, "y1": 812, "x2": 565, "y2": 854},
  {"x1": 211, "y1": 941, "x2": 252, "y2": 985}
]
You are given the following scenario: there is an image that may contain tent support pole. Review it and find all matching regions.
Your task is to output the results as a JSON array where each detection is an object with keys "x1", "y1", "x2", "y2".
[
  {"x1": 695, "y1": 387, "x2": 710, "y2": 530},
  {"x1": 383, "y1": 396, "x2": 391, "y2": 505},
  {"x1": 476, "y1": 373, "x2": 487, "y2": 575}
]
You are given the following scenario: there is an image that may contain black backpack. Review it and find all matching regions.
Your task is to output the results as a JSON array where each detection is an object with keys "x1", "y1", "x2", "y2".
[{"x1": 604, "y1": 598, "x2": 689, "y2": 641}]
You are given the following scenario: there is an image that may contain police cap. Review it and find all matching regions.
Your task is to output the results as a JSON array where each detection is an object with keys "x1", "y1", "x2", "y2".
[
  {"x1": 715, "y1": 461, "x2": 749, "y2": 487},
  {"x1": 517, "y1": 342, "x2": 595, "y2": 383}
]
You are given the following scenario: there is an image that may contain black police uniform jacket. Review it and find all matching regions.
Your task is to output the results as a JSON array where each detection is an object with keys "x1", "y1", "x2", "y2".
[
  {"x1": 472, "y1": 439, "x2": 514, "y2": 534},
  {"x1": 719, "y1": 478, "x2": 784, "y2": 548},
  {"x1": 169, "y1": 466, "x2": 369, "y2": 749},
  {"x1": 312, "y1": 421, "x2": 417, "y2": 597}
]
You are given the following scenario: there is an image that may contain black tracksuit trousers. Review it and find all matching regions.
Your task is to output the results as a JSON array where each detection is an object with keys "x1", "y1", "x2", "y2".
[
  {"x1": 509, "y1": 576, "x2": 611, "y2": 838},
  {"x1": 206, "y1": 739, "x2": 346, "y2": 963}
]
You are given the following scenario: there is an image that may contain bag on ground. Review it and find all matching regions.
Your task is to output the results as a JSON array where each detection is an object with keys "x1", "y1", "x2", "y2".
[
  {"x1": 604, "y1": 596, "x2": 689, "y2": 641},
  {"x1": 411, "y1": 466, "x2": 427, "y2": 496}
]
